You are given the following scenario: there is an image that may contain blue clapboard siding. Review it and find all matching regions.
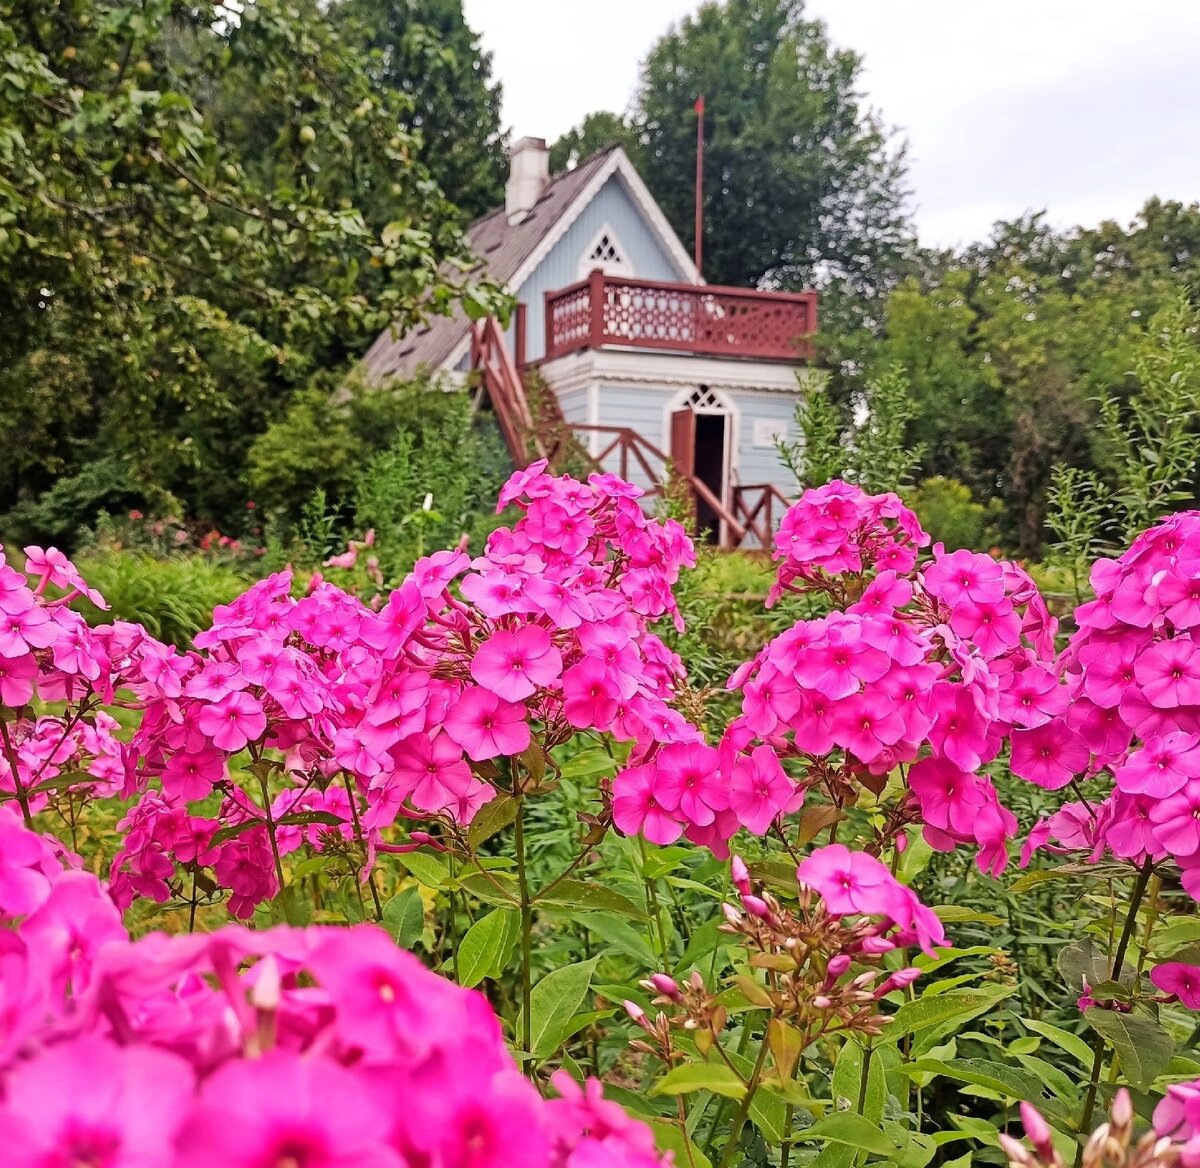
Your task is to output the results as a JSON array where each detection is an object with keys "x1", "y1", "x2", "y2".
[
  {"x1": 508, "y1": 174, "x2": 684, "y2": 363},
  {"x1": 595, "y1": 384, "x2": 671, "y2": 492},
  {"x1": 728, "y1": 391, "x2": 799, "y2": 497},
  {"x1": 556, "y1": 387, "x2": 589, "y2": 426}
]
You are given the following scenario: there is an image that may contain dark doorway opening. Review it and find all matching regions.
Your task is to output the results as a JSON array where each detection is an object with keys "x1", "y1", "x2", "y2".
[{"x1": 694, "y1": 412, "x2": 726, "y2": 543}]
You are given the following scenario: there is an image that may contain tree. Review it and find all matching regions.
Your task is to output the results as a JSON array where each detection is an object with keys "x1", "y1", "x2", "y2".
[
  {"x1": 631, "y1": 0, "x2": 910, "y2": 296},
  {"x1": 549, "y1": 112, "x2": 639, "y2": 174},
  {"x1": 0, "y1": 0, "x2": 504, "y2": 531},
  {"x1": 330, "y1": 0, "x2": 507, "y2": 220}
]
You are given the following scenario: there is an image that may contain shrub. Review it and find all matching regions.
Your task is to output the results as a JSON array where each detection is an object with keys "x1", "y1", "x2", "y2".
[{"x1": 905, "y1": 474, "x2": 1004, "y2": 551}]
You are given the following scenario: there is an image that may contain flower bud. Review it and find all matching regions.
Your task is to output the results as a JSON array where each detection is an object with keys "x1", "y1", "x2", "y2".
[
  {"x1": 722, "y1": 902, "x2": 742, "y2": 925},
  {"x1": 1020, "y1": 1101, "x2": 1053, "y2": 1155},
  {"x1": 741, "y1": 894, "x2": 772, "y2": 920},
  {"x1": 251, "y1": 954, "x2": 281, "y2": 1011},
  {"x1": 859, "y1": 936, "x2": 895, "y2": 955},
  {"x1": 624, "y1": 1000, "x2": 648, "y2": 1030},
  {"x1": 825, "y1": 954, "x2": 852, "y2": 981},
  {"x1": 649, "y1": 973, "x2": 681, "y2": 1000},
  {"x1": 731, "y1": 855, "x2": 752, "y2": 896},
  {"x1": 811, "y1": 994, "x2": 832, "y2": 1010}
]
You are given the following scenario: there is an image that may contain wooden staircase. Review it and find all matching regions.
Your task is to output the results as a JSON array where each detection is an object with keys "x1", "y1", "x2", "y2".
[{"x1": 468, "y1": 316, "x2": 787, "y2": 549}]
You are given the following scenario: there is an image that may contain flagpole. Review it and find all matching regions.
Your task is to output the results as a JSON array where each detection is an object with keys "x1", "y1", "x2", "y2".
[{"x1": 694, "y1": 95, "x2": 704, "y2": 277}]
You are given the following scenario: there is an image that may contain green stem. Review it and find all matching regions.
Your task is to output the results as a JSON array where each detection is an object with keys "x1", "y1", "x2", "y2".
[
  {"x1": 514, "y1": 793, "x2": 534, "y2": 1073},
  {"x1": 717, "y1": 1032, "x2": 771, "y2": 1168},
  {"x1": 639, "y1": 837, "x2": 671, "y2": 969},
  {"x1": 0, "y1": 719, "x2": 33, "y2": 829},
  {"x1": 341, "y1": 772, "x2": 383, "y2": 920},
  {"x1": 1075, "y1": 859, "x2": 1154, "y2": 1166},
  {"x1": 256, "y1": 769, "x2": 287, "y2": 900}
]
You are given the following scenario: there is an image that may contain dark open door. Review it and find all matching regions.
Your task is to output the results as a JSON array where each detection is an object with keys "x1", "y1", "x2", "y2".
[{"x1": 670, "y1": 408, "x2": 696, "y2": 478}]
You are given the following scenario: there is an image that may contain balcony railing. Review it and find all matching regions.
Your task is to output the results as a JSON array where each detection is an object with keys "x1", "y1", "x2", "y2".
[{"x1": 543, "y1": 271, "x2": 817, "y2": 364}]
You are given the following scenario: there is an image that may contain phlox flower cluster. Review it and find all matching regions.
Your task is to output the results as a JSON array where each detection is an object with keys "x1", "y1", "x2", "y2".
[
  {"x1": 614, "y1": 482, "x2": 1059, "y2": 871},
  {"x1": 1020, "y1": 511, "x2": 1200, "y2": 898},
  {"x1": 108, "y1": 462, "x2": 696, "y2": 917},
  {"x1": 769, "y1": 479, "x2": 929, "y2": 605},
  {"x1": 0, "y1": 811, "x2": 668, "y2": 1168}
]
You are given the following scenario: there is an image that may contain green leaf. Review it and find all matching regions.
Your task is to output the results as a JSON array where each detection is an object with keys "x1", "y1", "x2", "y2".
[
  {"x1": 456, "y1": 908, "x2": 519, "y2": 988},
  {"x1": 899, "y1": 1058, "x2": 1046, "y2": 1104},
  {"x1": 557, "y1": 749, "x2": 617, "y2": 779},
  {"x1": 888, "y1": 985, "x2": 1015, "y2": 1040},
  {"x1": 467, "y1": 794, "x2": 519, "y2": 847},
  {"x1": 527, "y1": 957, "x2": 600, "y2": 1060},
  {"x1": 649, "y1": 1119, "x2": 713, "y2": 1168},
  {"x1": 651, "y1": 1063, "x2": 746, "y2": 1100},
  {"x1": 1057, "y1": 938, "x2": 1121, "y2": 993},
  {"x1": 536, "y1": 879, "x2": 647, "y2": 920},
  {"x1": 1021, "y1": 1020, "x2": 1095, "y2": 1069},
  {"x1": 382, "y1": 887, "x2": 424, "y2": 950},
  {"x1": 830, "y1": 1039, "x2": 886, "y2": 1124},
  {"x1": 571, "y1": 912, "x2": 659, "y2": 966},
  {"x1": 1081, "y1": 1009, "x2": 1174, "y2": 1091},
  {"x1": 457, "y1": 870, "x2": 519, "y2": 907},
  {"x1": 402, "y1": 851, "x2": 451, "y2": 890},
  {"x1": 800, "y1": 1113, "x2": 901, "y2": 1157}
]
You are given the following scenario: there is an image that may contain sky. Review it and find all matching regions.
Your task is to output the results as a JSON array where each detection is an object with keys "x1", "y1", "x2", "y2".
[{"x1": 460, "y1": 0, "x2": 1200, "y2": 250}]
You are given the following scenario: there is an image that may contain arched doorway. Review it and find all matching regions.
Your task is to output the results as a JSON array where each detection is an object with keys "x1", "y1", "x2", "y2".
[{"x1": 667, "y1": 385, "x2": 734, "y2": 544}]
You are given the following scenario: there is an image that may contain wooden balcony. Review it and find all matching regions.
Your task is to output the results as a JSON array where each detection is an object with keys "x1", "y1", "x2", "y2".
[{"x1": 543, "y1": 271, "x2": 817, "y2": 364}]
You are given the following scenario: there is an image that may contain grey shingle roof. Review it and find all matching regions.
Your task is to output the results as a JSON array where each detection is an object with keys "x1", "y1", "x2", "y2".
[{"x1": 359, "y1": 146, "x2": 619, "y2": 385}]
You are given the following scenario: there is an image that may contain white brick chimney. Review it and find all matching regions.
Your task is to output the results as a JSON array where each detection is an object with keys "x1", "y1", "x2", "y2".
[{"x1": 505, "y1": 137, "x2": 549, "y2": 224}]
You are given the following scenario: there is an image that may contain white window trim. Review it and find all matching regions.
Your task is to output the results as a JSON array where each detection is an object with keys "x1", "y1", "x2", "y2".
[{"x1": 577, "y1": 223, "x2": 634, "y2": 280}]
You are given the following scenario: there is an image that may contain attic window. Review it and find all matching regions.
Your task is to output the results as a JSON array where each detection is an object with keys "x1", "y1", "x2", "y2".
[{"x1": 577, "y1": 225, "x2": 632, "y2": 279}]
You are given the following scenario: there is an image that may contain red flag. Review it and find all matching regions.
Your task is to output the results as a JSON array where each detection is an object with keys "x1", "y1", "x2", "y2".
[{"x1": 694, "y1": 95, "x2": 705, "y2": 116}]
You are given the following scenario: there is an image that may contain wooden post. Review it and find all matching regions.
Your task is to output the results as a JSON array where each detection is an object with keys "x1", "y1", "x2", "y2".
[
  {"x1": 543, "y1": 289, "x2": 555, "y2": 360},
  {"x1": 514, "y1": 302, "x2": 527, "y2": 368},
  {"x1": 588, "y1": 268, "x2": 605, "y2": 349}
]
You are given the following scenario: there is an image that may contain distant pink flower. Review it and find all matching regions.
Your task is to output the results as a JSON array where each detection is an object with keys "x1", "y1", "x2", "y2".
[
  {"x1": 1152, "y1": 963, "x2": 1200, "y2": 1009},
  {"x1": 197, "y1": 689, "x2": 266, "y2": 752},
  {"x1": 470, "y1": 626, "x2": 562, "y2": 702},
  {"x1": 175, "y1": 1050, "x2": 402, "y2": 1168},
  {"x1": 444, "y1": 687, "x2": 530, "y2": 761},
  {"x1": 612, "y1": 763, "x2": 683, "y2": 844},
  {"x1": 0, "y1": 1036, "x2": 193, "y2": 1168},
  {"x1": 1010, "y1": 720, "x2": 1089, "y2": 789}
]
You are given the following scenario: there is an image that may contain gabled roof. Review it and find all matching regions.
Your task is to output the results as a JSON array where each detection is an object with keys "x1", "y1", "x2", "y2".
[{"x1": 359, "y1": 146, "x2": 699, "y2": 385}]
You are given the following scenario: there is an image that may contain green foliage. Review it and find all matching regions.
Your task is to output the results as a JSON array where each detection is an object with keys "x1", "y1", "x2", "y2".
[
  {"x1": 549, "y1": 113, "x2": 639, "y2": 174},
  {"x1": 330, "y1": 0, "x2": 506, "y2": 219},
  {"x1": 73, "y1": 550, "x2": 249, "y2": 648},
  {"x1": 0, "y1": 457, "x2": 156, "y2": 550},
  {"x1": 0, "y1": 0, "x2": 505, "y2": 529},
  {"x1": 1045, "y1": 292, "x2": 1200, "y2": 591},
  {"x1": 779, "y1": 365, "x2": 922, "y2": 494},
  {"x1": 905, "y1": 476, "x2": 1003, "y2": 552},
  {"x1": 347, "y1": 386, "x2": 510, "y2": 578}
]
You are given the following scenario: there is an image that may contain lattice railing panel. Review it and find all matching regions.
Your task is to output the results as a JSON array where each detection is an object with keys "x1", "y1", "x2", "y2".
[{"x1": 544, "y1": 274, "x2": 815, "y2": 363}]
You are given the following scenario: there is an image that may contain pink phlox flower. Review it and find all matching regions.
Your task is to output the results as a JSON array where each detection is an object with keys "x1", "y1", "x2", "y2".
[
  {"x1": 1104, "y1": 792, "x2": 1162, "y2": 860},
  {"x1": 471, "y1": 625, "x2": 563, "y2": 702},
  {"x1": 460, "y1": 569, "x2": 538, "y2": 618},
  {"x1": 197, "y1": 689, "x2": 267, "y2": 753},
  {"x1": 1148, "y1": 778, "x2": 1200, "y2": 859},
  {"x1": 176, "y1": 1050, "x2": 402, "y2": 1168},
  {"x1": 728, "y1": 745, "x2": 792, "y2": 834},
  {"x1": 1010, "y1": 719, "x2": 1090, "y2": 789},
  {"x1": 1114, "y1": 732, "x2": 1200, "y2": 797},
  {"x1": 1151, "y1": 962, "x2": 1200, "y2": 1009},
  {"x1": 650, "y1": 741, "x2": 727, "y2": 828},
  {"x1": 1136, "y1": 637, "x2": 1200, "y2": 709},
  {"x1": 0, "y1": 1036, "x2": 193, "y2": 1168},
  {"x1": 444, "y1": 686, "x2": 530, "y2": 760},
  {"x1": 562, "y1": 657, "x2": 622, "y2": 730},
  {"x1": 949, "y1": 597, "x2": 1022, "y2": 658},
  {"x1": 0, "y1": 652, "x2": 36, "y2": 706},
  {"x1": 922, "y1": 548, "x2": 1006, "y2": 608},
  {"x1": 927, "y1": 684, "x2": 992, "y2": 772},
  {"x1": 388, "y1": 731, "x2": 476, "y2": 816},
  {"x1": 612, "y1": 763, "x2": 684, "y2": 845},
  {"x1": 830, "y1": 690, "x2": 908, "y2": 763}
]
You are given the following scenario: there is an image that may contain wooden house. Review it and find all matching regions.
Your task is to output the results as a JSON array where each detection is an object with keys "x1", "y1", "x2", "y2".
[{"x1": 360, "y1": 137, "x2": 819, "y2": 547}]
